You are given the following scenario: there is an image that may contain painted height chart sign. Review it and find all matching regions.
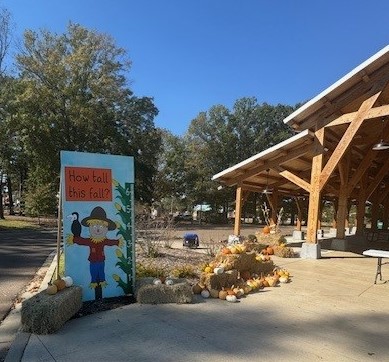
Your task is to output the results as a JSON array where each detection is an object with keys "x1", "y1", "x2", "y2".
[{"x1": 61, "y1": 151, "x2": 135, "y2": 301}]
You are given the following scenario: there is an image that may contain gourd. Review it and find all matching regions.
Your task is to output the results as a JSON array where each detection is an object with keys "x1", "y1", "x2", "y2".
[
  {"x1": 218, "y1": 289, "x2": 228, "y2": 300},
  {"x1": 279, "y1": 276, "x2": 289, "y2": 283},
  {"x1": 213, "y1": 267, "x2": 224, "y2": 275},
  {"x1": 266, "y1": 246, "x2": 274, "y2": 255},
  {"x1": 221, "y1": 247, "x2": 231, "y2": 255},
  {"x1": 204, "y1": 266, "x2": 212, "y2": 273},
  {"x1": 266, "y1": 276, "x2": 277, "y2": 287},
  {"x1": 62, "y1": 276, "x2": 73, "y2": 287},
  {"x1": 209, "y1": 289, "x2": 220, "y2": 298},
  {"x1": 153, "y1": 278, "x2": 162, "y2": 285},
  {"x1": 46, "y1": 284, "x2": 58, "y2": 295},
  {"x1": 53, "y1": 278, "x2": 66, "y2": 291},
  {"x1": 230, "y1": 246, "x2": 238, "y2": 254},
  {"x1": 165, "y1": 278, "x2": 174, "y2": 286},
  {"x1": 263, "y1": 226, "x2": 271, "y2": 234},
  {"x1": 226, "y1": 295, "x2": 237, "y2": 303},
  {"x1": 201, "y1": 289, "x2": 210, "y2": 298},
  {"x1": 192, "y1": 283, "x2": 203, "y2": 294}
]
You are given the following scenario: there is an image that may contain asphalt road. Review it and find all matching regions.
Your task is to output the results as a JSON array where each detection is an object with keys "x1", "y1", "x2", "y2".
[{"x1": 0, "y1": 227, "x2": 57, "y2": 322}]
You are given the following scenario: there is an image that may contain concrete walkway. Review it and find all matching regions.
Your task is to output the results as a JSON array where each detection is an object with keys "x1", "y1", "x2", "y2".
[{"x1": 7, "y1": 245, "x2": 389, "y2": 362}]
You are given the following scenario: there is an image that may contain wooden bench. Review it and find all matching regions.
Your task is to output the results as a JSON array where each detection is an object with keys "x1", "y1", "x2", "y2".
[{"x1": 362, "y1": 249, "x2": 389, "y2": 284}]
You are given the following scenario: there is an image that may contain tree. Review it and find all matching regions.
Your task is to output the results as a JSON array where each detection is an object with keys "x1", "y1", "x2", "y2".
[
  {"x1": 12, "y1": 23, "x2": 160, "y2": 208},
  {"x1": 0, "y1": 7, "x2": 12, "y2": 76},
  {"x1": 182, "y1": 98, "x2": 296, "y2": 217}
]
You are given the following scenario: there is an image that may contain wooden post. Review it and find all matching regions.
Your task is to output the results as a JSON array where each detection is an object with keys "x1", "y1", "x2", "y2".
[
  {"x1": 234, "y1": 186, "x2": 243, "y2": 236},
  {"x1": 295, "y1": 197, "x2": 303, "y2": 231},
  {"x1": 336, "y1": 156, "x2": 350, "y2": 239},
  {"x1": 336, "y1": 194, "x2": 348, "y2": 239},
  {"x1": 306, "y1": 128, "x2": 325, "y2": 243},
  {"x1": 266, "y1": 189, "x2": 279, "y2": 226}
]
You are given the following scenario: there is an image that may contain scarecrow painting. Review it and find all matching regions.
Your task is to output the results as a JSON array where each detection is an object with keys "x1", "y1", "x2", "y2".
[{"x1": 67, "y1": 206, "x2": 123, "y2": 291}]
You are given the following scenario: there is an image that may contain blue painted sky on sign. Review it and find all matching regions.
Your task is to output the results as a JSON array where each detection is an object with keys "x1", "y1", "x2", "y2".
[{"x1": 3, "y1": 0, "x2": 389, "y2": 135}]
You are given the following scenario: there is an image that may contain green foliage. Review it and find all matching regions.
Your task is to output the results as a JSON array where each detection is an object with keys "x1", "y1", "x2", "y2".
[
  {"x1": 24, "y1": 181, "x2": 58, "y2": 218},
  {"x1": 170, "y1": 264, "x2": 198, "y2": 279},
  {"x1": 155, "y1": 98, "x2": 297, "y2": 210},
  {"x1": 0, "y1": 23, "x2": 160, "y2": 206},
  {"x1": 136, "y1": 263, "x2": 167, "y2": 278}
]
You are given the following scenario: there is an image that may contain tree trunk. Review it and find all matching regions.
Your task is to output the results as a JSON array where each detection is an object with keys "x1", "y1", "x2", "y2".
[
  {"x1": 0, "y1": 175, "x2": 4, "y2": 219},
  {"x1": 7, "y1": 176, "x2": 14, "y2": 215}
]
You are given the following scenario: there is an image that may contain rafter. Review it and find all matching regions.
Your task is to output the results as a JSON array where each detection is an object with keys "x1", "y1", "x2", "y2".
[
  {"x1": 226, "y1": 141, "x2": 313, "y2": 186},
  {"x1": 319, "y1": 89, "x2": 384, "y2": 191}
]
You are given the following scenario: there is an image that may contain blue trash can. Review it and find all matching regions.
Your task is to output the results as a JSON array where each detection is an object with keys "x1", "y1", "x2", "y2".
[{"x1": 183, "y1": 233, "x2": 199, "y2": 248}]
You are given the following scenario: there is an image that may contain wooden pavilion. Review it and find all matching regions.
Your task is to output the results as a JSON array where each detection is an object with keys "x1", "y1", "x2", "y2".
[{"x1": 212, "y1": 45, "x2": 389, "y2": 258}]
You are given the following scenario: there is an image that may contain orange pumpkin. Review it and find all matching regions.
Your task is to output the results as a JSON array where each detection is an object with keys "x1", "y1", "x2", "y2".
[
  {"x1": 222, "y1": 247, "x2": 231, "y2": 255},
  {"x1": 266, "y1": 246, "x2": 274, "y2": 255},
  {"x1": 263, "y1": 226, "x2": 271, "y2": 234}
]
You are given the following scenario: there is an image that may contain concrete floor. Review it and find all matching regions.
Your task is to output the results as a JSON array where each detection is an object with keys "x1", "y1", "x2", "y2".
[{"x1": 18, "y1": 237, "x2": 389, "y2": 362}]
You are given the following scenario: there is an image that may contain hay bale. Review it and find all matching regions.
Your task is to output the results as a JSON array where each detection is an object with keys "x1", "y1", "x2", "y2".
[
  {"x1": 252, "y1": 260, "x2": 275, "y2": 275},
  {"x1": 136, "y1": 278, "x2": 193, "y2": 304},
  {"x1": 215, "y1": 252, "x2": 259, "y2": 272},
  {"x1": 21, "y1": 286, "x2": 82, "y2": 334},
  {"x1": 199, "y1": 270, "x2": 239, "y2": 290}
]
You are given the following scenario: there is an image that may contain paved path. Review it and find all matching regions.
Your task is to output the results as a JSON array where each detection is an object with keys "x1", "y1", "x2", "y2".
[
  {"x1": 0, "y1": 227, "x2": 56, "y2": 360},
  {"x1": 17, "y1": 250, "x2": 389, "y2": 361}
]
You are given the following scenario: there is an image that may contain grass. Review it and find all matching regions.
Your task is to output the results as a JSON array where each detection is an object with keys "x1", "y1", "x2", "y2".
[{"x1": 0, "y1": 218, "x2": 40, "y2": 230}]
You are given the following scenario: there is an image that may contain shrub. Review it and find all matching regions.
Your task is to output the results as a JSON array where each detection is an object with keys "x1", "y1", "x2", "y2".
[{"x1": 170, "y1": 264, "x2": 198, "y2": 279}]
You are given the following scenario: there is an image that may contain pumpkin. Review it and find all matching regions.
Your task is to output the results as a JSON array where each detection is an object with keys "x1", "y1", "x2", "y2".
[
  {"x1": 243, "y1": 285, "x2": 252, "y2": 294},
  {"x1": 233, "y1": 287, "x2": 244, "y2": 298},
  {"x1": 165, "y1": 278, "x2": 174, "y2": 286},
  {"x1": 230, "y1": 246, "x2": 238, "y2": 254},
  {"x1": 266, "y1": 276, "x2": 277, "y2": 287},
  {"x1": 221, "y1": 247, "x2": 231, "y2": 255},
  {"x1": 204, "y1": 266, "x2": 212, "y2": 273},
  {"x1": 46, "y1": 284, "x2": 58, "y2": 295},
  {"x1": 209, "y1": 289, "x2": 220, "y2": 298},
  {"x1": 266, "y1": 246, "x2": 274, "y2": 255},
  {"x1": 62, "y1": 276, "x2": 73, "y2": 287},
  {"x1": 192, "y1": 283, "x2": 203, "y2": 294},
  {"x1": 201, "y1": 289, "x2": 210, "y2": 298},
  {"x1": 263, "y1": 226, "x2": 271, "y2": 234},
  {"x1": 213, "y1": 267, "x2": 224, "y2": 275},
  {"x1": 153, "y1": 278, "x2": 162, "y2": 285},
  {"x1": 218, "y1": 289, "x2": 228, "y2": 300},
  {"x1": 279, "y1": 276, "x2": 289, "y2": 283},
  {"x1": 53, "y1": 278, "x2": 66, "y2": 291},
  {"x1": 226, "y1": 295, "x2": 238, "y2": 303}
]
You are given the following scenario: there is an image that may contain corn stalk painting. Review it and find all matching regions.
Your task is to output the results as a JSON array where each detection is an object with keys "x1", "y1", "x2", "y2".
[{"x1": 112, "y1": 179, "x2": 135, "y2": 295}]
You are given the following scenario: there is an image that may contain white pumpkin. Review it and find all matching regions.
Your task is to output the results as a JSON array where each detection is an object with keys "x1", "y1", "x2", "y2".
[
  {"x1": 62, "y1": 276, "x2": 73, "y2": 287},
  {"x1": 226, "y1": 295, "x2": 237, "y2": 303},
  {"x1": 153, "y1": 278, "x2": 162, "y2": 285},
  {"x1": 213, "y1": 267, "x2": 224, "y2": 275},
  {"x1": 201, "y1": 289, "x2": 210, "y2": 298},
  {"x1": 279, "y1": 276, "x2": 289, "y2": 283},
  {"x1": 165, "y1": 278, "x2": 174, "y2": 286}
]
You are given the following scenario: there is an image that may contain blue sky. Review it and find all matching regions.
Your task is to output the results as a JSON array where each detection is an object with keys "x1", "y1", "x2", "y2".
[{"x1": 2, "y1": 1, "x2": 389, "y2": 135}]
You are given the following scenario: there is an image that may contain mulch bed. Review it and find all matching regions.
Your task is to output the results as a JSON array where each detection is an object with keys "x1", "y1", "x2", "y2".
[{"x1": 72, "y1": 295, "x2": 137, "y2": 319}]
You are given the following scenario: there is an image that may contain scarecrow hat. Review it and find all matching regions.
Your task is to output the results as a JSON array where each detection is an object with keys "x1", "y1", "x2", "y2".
[{"x1": 81, "y1": 206, "x2": 116, "y2": 230}]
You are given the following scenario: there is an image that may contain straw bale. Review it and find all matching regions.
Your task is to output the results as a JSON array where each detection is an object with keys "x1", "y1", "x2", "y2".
[
  {"x1": 136, "y1": 278, "x2": 193, "y2": 304},
  {"x1": 21, "y1": 286, "x2": 82, "y2": 334}
]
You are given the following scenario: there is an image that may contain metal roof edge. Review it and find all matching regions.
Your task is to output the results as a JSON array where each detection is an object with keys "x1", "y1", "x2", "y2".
[
  {"x1": 283, "y1": 44, "x2": 389, "y2": 126},
  {"x1": 212, "y1": 129, "x2": 313, "y2": 181}
]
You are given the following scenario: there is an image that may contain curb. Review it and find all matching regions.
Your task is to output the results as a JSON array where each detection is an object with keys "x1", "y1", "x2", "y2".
[{"x1": 1, "y1": 251, "x2": 58, "y2": 362}]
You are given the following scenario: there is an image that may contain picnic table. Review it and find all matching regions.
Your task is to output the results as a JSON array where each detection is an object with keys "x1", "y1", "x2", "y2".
[{"x1": 363, "y1": 249, "x2": 389, "y2": 284}]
